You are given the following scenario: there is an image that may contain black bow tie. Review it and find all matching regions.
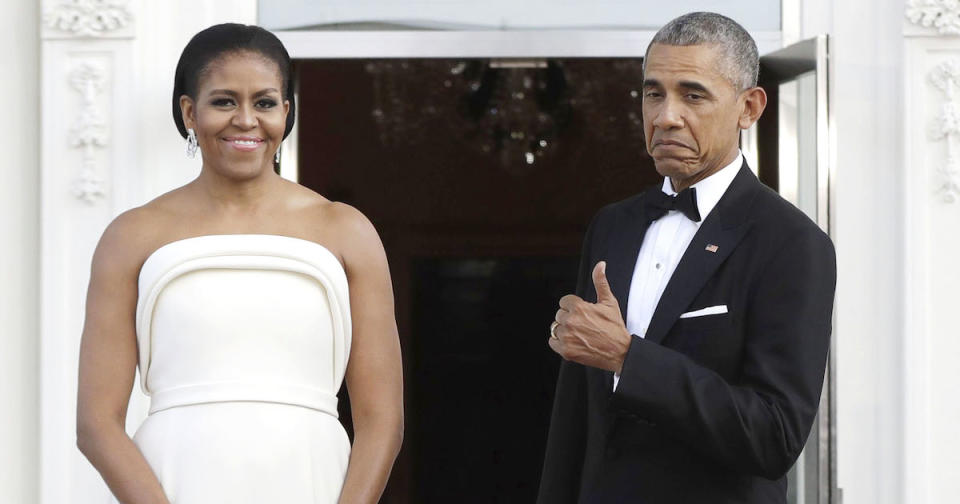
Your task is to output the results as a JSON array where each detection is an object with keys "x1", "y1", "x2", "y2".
[{"x1": 644, "y1": 186, "x2": 702, "y2": 222}]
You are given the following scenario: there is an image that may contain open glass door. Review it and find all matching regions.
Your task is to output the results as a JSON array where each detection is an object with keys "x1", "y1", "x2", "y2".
[{"x1": 743, "y1": 35, "x2": 835, "y2": 504}]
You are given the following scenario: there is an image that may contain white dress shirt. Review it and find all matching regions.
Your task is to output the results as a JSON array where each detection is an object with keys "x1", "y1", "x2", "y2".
[{"x1": 613, "y1": 151, "x2": 743, "y2": 391}]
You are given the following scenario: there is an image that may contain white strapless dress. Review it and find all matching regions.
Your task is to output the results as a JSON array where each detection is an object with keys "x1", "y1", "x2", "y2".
[{"x1": 122, "y1": 234, "x2": 352, "y2": 503}]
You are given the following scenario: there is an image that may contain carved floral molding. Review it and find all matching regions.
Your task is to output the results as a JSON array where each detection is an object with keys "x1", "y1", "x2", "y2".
[
  {"x1": 906, "y1": 0, "x2": 960, "y2": 35},
  {"x1": 68, "y1": 62, "x2": 108, "y2": 203},
  {"x1": 44, "y1": 0, "x2": 133, "y2": 38},
  {"x1": 929, "y1": 58, "x2": 960, "y2": 203}
]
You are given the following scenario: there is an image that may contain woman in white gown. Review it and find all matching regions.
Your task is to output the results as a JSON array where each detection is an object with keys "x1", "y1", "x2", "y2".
[{"x1": 76, "y1": 24, "x2": 403, "y2": 504}]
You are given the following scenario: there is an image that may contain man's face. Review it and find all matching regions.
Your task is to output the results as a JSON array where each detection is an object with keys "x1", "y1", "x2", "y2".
[{"x1": 642, "y1": 43, "x2": 751, "y2": 188}]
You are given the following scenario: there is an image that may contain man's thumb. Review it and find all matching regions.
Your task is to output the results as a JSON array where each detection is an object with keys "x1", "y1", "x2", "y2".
[{"x1": 592, "y1": 261, "x2": 616, "y2": 305}]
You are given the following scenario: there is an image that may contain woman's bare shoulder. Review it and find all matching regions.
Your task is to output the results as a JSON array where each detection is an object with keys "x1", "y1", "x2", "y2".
[
  {"x1": 94, "y1": 189, "x2": 189, "y2": 274},
  {"x1": 281, "y1": 179, "x2": 332, "y2": 209},
  {"x1": 285, "y1": 184, "x2": 381, "y2": 259},
  {"x1": 324, "y1": 201, "x2": 375, "y2": 233},
  {"x1": 281, "y1": 182, "x2": 366, "y2": 234},
  {"x1": 321, "y1": 202, "x2": 385, "y2": 267}
]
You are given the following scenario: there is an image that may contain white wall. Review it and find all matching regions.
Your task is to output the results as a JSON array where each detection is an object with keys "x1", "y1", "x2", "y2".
[
  {"x1": 828, "y1": 0, "x2": 906, "y2": 501},
  {"x1": 0, "y1": 0, "x2": 40, "y2": 503}
]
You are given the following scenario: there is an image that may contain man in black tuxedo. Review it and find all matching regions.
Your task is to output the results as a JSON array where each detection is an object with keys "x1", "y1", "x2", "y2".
[{"x1": 538, "y1": 12, "x2": 836, "y2": 503}]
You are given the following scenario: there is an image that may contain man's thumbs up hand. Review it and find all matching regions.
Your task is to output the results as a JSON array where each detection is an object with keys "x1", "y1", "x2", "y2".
[
  {"x1": 549, "y1": 261, "x2": 631, "y2": 374},
  {"x1": 592, "y1": 261, "x2": 617, "y2": 307}
]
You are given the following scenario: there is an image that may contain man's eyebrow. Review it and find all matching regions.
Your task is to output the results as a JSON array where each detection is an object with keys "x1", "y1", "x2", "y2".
[
  {"x1": 642, "y1": 79, "x2": 661, "y2": 88},
  {"x1": 678, "y1": 80, "x2": 711, "y2": 94}
]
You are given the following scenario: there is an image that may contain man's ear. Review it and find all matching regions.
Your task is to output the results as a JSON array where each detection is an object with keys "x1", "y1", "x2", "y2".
[
  {"x1": 738, "y1": 86, "x2": 768, "y2": 130},
  {"x1": 180, "y1": 94, "x2": 197, "y2": 131}
]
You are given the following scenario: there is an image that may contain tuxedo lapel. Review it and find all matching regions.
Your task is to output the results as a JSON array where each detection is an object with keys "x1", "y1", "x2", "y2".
[
  {"x1": 596, "y1": 192, "x2": 654, "y2": 392},
  {"x1": 644, "y1": 165, "x2": 760, "y2": 345},
  {"x1": 605, "y1": 197, "x2": 652, "y2": 316}
]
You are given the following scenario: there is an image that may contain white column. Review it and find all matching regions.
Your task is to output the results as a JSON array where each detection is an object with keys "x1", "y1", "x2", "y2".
[
  {"x1": 0, "y1": 1, "x2": 40, "y2": 503},
  {"x1": 830, "y1": 0, "x2": 907, "y2": 502},
  {"x1": 793, "y1": 0, "x2": 908, "y2": 502},
  {"x1": 903, "y1": 3, "x2": 960, "y2": 503},
  {"x1": 38, "y1": 1, "x2": 256, "y2": 502},
  {"x1": 40, "y1": 0, "x2": 139, "y2": 500}
]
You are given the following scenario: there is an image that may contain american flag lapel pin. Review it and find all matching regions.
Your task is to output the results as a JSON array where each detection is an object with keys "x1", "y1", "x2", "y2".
[{"x1": 705, "y1": 244, "x2": 719, "y2": 253}]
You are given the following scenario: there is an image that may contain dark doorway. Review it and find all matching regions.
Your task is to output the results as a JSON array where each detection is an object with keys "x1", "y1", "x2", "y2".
[
  {"x1": 410, "y1": 257, "x2": 576, "y2": 502},
  {"x1": 295, "y1": 58, "x2": 660, "y2": 502}
]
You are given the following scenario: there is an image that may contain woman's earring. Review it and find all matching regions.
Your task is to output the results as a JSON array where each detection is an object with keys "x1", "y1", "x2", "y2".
[
  {"x1": 275, "y1": 146, "x2": 281, "y2": 164},
  {"x1": 186, "y1": 128, "x2": 198, "y2": 158}
]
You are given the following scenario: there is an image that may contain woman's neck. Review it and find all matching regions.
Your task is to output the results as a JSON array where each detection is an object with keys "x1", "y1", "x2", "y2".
[{"x1": 192, "y1": 166, "x2": 283, "y2": 215}]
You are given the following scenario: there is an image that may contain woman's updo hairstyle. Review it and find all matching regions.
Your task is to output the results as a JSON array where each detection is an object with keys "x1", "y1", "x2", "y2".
[{"x1": 172, "y1": 23, "x2": 295, "y2": 140}]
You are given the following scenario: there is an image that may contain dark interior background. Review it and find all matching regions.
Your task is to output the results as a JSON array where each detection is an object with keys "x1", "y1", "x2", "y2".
[{"x1": 295, "y1": 58, "x2": 663, "y2": 502}]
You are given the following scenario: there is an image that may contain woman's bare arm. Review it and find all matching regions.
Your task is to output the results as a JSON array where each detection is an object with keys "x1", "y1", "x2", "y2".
[
  {"x1": 332, "y1": 204, "x2": 404, "y2": 504},
  {"x1": 76, "y1": 211, "x2": 170, "y2": 504}
]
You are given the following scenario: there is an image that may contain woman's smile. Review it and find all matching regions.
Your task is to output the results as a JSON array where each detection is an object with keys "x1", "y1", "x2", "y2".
[{"x1": 222, "y1": 135, "x2": 265, "y2": 152}]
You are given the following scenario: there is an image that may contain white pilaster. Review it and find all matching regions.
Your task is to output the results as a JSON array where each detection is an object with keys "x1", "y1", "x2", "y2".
[
  {"x1": 0, "y1": 0, "x2": 40, "y2": 503},
  {"x1": 826, "y1": 0, "x2": 906, "y2": 502},
  {"x1": 40, "y1": 0, "x2": 137, "y2": 500},
  {"x1": 903, "y1": 3, "x2": 960, "y2": 502}
]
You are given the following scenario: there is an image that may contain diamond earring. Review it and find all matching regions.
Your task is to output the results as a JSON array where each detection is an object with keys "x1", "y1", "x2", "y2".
[
  {"x1": 275, "y1": 146, "x2": 281, "y2": 164},
  {"x1": 186, "y1": 128, "x2": 198, "y2": 158}
]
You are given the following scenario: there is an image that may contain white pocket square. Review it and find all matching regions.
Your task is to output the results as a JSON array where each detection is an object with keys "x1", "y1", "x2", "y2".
[{"x1": 679, "y1": 305, "x2": 728, "y2": 319}]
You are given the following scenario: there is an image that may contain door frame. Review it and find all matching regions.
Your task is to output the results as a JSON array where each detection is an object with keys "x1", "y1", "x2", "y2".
[{"x1": 754, "y1": 34, "x2": 836, "y2": 504}]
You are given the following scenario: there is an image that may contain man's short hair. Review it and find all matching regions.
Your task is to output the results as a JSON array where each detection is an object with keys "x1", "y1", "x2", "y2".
[{"x1": 644, "y1": 12, "x2": 759, "y2": 92}]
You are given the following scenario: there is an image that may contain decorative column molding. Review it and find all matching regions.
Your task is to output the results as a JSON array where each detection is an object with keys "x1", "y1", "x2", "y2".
[
  {"x1": 42, "y1": 0, "x2": 134, "y2": 39},
  {"x1": 903, "y1": 1, "x2": 960, "y2": 497},
  {"x1": 929, "y1": 58, "x2": 960, "y2": 203},
  {"x1": 40, "y1": 0, "x2": 134, "y2": 207},
  {"x1": 903, "y1": 2, "x2": 960, "y2": 203},
  {"x1": 68, "y1": 62, "x2": 108, "y2": 203},
  {"x1": 906, "y1": 0, "x2": 960, "y2": 35},
  {"x1": 39, "y1": 2, "x2": 141, "y2": 503}
]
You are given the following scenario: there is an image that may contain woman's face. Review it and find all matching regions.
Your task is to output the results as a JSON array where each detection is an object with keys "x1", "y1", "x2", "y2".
[{"x1": 180, "y1": 51, "x2": 289, "y2": 180}]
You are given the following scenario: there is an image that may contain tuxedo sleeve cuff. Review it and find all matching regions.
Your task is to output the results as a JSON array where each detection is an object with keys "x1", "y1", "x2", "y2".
[{"x1": 610, "y1": 334, "x2": 661, "y2": 417}]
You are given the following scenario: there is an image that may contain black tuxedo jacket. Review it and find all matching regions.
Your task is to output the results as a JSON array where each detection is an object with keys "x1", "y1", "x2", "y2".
[{"x1": 537, "y1": 164, "x2": 837, "y2": 503}]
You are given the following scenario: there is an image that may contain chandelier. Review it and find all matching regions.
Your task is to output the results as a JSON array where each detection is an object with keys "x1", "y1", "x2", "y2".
[{"x1": 365, "y1": 59, "x2": 646, "y2": 174}]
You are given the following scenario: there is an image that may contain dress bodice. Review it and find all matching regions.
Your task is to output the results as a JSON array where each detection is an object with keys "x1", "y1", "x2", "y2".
[{"x1": 135, "y1": 234, "x2": 351, "y2": 416}]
